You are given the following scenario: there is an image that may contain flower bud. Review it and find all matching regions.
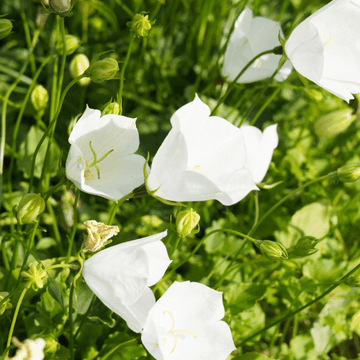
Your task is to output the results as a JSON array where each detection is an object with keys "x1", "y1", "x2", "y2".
[
  {"x1": 84, "y1": 220, "x2": 120, "y2": 252},
  {"x1": 31, "y1": 85, "x2": 49, "y2": 117},
  {"x1": 314, "y1": 108, "x2": 356, "y2": 138},
  {"x1": 176, "y1": 208, "x2": 200, "y2": 238},
  {"x1": 343, "y1": 276, "x2": 360, "y2": 287},
  {"x1": 22, "y1": 263, "x2": 48, "y2": 291},
  {"x1": 43, "y1": 336, "x2": 60, "y2": 355},
  {"x1": 255, "y1": 240, "x2": 288, "y2": 260},
  {"x1": 287, "y1": 236, "x2": 319, "y2": 258},
  {"x1": 85, "y1": 58, "x2": 119, "y2": 83},
  {"x1": 17, "y1": 193, "x2": 46, "y2": 225},
  {"x1": 101, "y1": 101, "x2": 120, "y2": 116},
  {"x1": 304, "y1": 88, "x2": 323, "y2": 102},
  {"x1": 70, "y1": 54, "x2": 91, "y2": 87},
  {"x1": 50, "y1": 0, "x2": 71, "y2": 13},
  {"x1": 127, "y1": 13, "x2": 154, "y2": 38},
  {"x1": 56, "y1": 34, "x2": 81, "y2": 55},
  {"x1": 0, "y1": 19, "x2": 13, "y2": 40},
  {"x1": 337, "y1": 163, "x2": 360, "y2": 182},
  {"x1": 0, "y1": 292, "x2": 12, "y2": 315}
]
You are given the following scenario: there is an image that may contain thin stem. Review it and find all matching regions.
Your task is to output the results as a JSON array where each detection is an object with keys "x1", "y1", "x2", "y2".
[
  {"x1": 97, "y1": 337, "x2": 140, "y2": 360},
  {"x1": 118, "y1": 35, "x2": 135, "y2": 114},
  {"x1": 4, "y1": 287, "x2": 28, "y2": 358},
  {"x1": 107, "y1": 193, "x2": 134, "y2": 225},
  {"x1": 248, "y1": 191, "x2": 259, "y2": 235},
  {"x1": 169, "y1": 236, "x2": 182, "y2": 258},
  {"x1": 69, "y1": 283, "x2": 75, "y2": 360},
  {"x1": 66, "y1": 189, "x2": 80, "y2": 262},
  {"x1": 237, "y1": 261, "x2": 360, "y2": 346},
  {"x1": 211, "y1": 49, "x2": 275, "y2": 115},
  {"x1": 248, "y1": 171, "x2": 337, "y2": 237}
]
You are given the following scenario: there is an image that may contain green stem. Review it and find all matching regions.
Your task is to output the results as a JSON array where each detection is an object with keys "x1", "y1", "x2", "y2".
[
  {"x1": 118, "y1": 35, "x2": 135, "y2": 114},
  {"x1": 107, "y1": 193, "x2": 134, "y2": 225},
  {"x1": 0, "y1": 30, "x2": 40, "y2": 207},
  {"x1": 169, "y1": 236, "x2": 182, "y2": 258},
  {"x1": 211, "y1": 49, "x2": 276, "y2": 115},
  {"x1": 98, "y1": 337, "x2": 140, "y2": 360},
  {"x1": 237, "y1": 261, "x2": 360, "y2": 346},
  {"x1": 28, "y1": 75, "x2": 83, "y2": 193},
  {"x1": 66, "y1": 189, "x2": 80, "y2": 262},
  {"x1": 42, "y1": 177, "x2": 67, "y2": 201},
  {"x1": 4, "y1": 287, "x2": 28, "y2": 358},
  {"x1": 248, "y1": 191, "x2": 259, "y2": 235},
  {"x1": 69, "y1": 282, "x2": 75, "y2": 360},
  {"x1": 113, "y1": 0, "x2": 135, "y2": 18},
  {"x1": 248, "y1": 171, "x2": 337, "y2": 237}
]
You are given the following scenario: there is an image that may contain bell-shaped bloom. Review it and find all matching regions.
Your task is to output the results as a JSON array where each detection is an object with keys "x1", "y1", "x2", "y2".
[
  {"x1": 222, "y1": 7, "x2": 292, "y2": 83},
  {"x1": 241, "y1": 124, "x2": 278, "y2": 184},
  {"x1": 66, "y1": 106, "x2": 146, "y2": 201},
  {"x1": 146, "y1": 95, "x2": 258, "y2": 206},
  {"x1": 141, "y1": 281, "x2": 236, "y2": 360},
  {"x1": 82, "y1": 231, "x2": 171, "y2": 332},
  {"x1": 285, "y1": 0, "x2": 360, "y2": 102}
]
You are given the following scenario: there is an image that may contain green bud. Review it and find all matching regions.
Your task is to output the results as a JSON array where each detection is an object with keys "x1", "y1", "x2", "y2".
[
  {"x1": 43, "y1": 336, "x2": 60, "y2": 355},
  {"x1": 337, "y1": 163, "x2": 360, "y2": 182},
  {"x1": 255, "y1": 240, "x2": 288, "y2": 260},
  {"x1": 314, "y1": 108, "x2": 356, "y2": 138},
  {"x1": 127, "y1": 13, "x2": 154, "y2": 38},
  {"x1": 176, "y1": 208, "x2": 200, "y2": 238},
  {"x1": 56, "y1": 34, "x2": 81, "y2": 55},
  {"x1": 288, "y1": 236, "x2": 319, "y2": 258},
  {"x1": 70, "y1": 54, "x2": 91, "y2": 87},
  {"x1": 17, "y1": 193, "x2": 46, "y2": 225},
  {"x1": 0, "y1": 292, "x2": 12, "y2": 315},
  {"x1": 85, "y1": 58, "x2": 119, "y2": 83},
  {"x1": 304, "y1": 88, "x2": 323, "y2": 102},
  {"x1": 22, "y1": 263, "x2": 48, "y2": 291},
  {"x1": 31, "y1": 85, "x2": 49, "y2": 117},
  {"x1": 50, "y1": 0, "x2": 71, "y2": 13},
  {"x1": 0, "y1": 19, "x2": 13, "y2": 40},
  {"x1": 101, "y1": 101, "x2": 120, "y2": 116}
]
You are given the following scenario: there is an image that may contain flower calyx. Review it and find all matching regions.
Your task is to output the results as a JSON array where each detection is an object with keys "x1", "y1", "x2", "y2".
[
  {"x1": 255, "y1": 240, "x2": 288, "y2": 260},
  {"x1": 22, "y1": 263, "x2": 48, "y2": 291}
]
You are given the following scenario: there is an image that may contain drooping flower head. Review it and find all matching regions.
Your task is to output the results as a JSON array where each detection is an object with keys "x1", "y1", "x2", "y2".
[
  {"x1": 147, "y1": 95, "x2": 258, "y2": 206},
  {"x1": 141, "y1": 281, "x2": 236, "y2": 360},
  {"x1": 9, "y1": 338, "x2": 46, "y2": 360},
  {"x1": 66, "y1": 107, "x2": 146, "y2": 201},
  {"x1": 241, "y1": 124, "x2": 278, "y2": 184},
  {"x1": 285, "y1": 0, "x2": 360, "y2": 102},
  {"x1": 82, "y1": 231, "x2": 171, "y2": 332},
  {"x1": 222, "y1": 7, "x2": 292, "y2": 83}
]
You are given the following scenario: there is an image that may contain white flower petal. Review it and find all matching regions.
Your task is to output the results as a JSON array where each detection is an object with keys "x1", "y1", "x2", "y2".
[
  {"x1": 147, "y1": 96, "x2": 257, "y2": 205},
  {"x1": 141, "y1": 281, "x2": 236, "y2": 360},
  {"x1": 285, "y1": 0, "x2": 360, "y2": 101},
  {"x1": 242, "y1": 124, "x2": 278, "y2": 184},
  {"x1": 222, "y1": 7, "x2": 292, "y2": 83}
]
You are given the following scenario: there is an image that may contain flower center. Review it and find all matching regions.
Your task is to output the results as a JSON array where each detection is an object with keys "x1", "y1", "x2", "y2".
[
  {"x1": 158, "y1": 310, "x2": 197, "y2": 354},
  {"x1": 83, "y1": 141, "x2": 114, "y2": 181}
]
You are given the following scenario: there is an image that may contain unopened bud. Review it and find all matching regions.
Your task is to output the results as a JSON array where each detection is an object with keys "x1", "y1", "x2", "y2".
[
  {"x1": 304, "y1": 88, "x2": 323, "y2": 102},
  {"x1": 288, "y1": 236, "x2": 318, "y2": 258},
  {"x1": 84, "y1": 220, "x2": 119, "y2": 252},
  {"x1": 127, "y1": 13, "x2": 154, "y2": 38},
  {"x1": 0, "y1": 292, "x2": 12, "y2": 315},
  {"x1": 70, "y1": 54, "x2": 91, "y2": 87},
  {"x1": 31, "y1": 85, "x2": 49, "y2": 117},
  {"x1": 101, "y1": 101, "x2": 120, "y2": 116},
  {"x1": 255, "y1": 240, "x2": 288, "y2": 260},
  {"x1": 50, "y1": 0, "x2": 71, "y2": 13},
  {"x1": 17, "y1": 193, "x2": 45, "y2": 225},
  {"x1": 314, "y1": 108, "x2": 356, "y2": 138},
  {"x1": 0, "y1": 19, "x2": 13, "y2": 40},
  {"x1": 22, "y1": 263, "x2": 48, "y2": 291},
  {"x1": 337, "y1": 163, "x2": 360, "y2": 182},
  {"x1": 85, "y1": 58, "x2": 119, "y2": 83},
  {"x1": 176, "y1": 208, "x2": 200, "y2": 238},
  {"x1": 56, "y1": 34, "x2": 81, "y2": 55}
]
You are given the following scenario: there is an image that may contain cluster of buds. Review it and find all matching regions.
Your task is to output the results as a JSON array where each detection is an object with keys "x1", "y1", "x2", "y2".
[
  {"x1": 176, "y1": 208, "x2": 200, "y2": 238},
  {"x1": 22, "y1": 263, "x2": 48, "y2": 291},
  {"x1": 83, "y1": 220, "x2": 120, "y2": 252}
]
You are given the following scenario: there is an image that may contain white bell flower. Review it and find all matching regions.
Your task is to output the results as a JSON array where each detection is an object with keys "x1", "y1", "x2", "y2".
[
  {"x1": 222, "y1": 6, "x2": 292, "y2": 83},
  {"x1": 82, "y1": 230, "x2": 171, "y2": 333},
  {"x1": 241, "y1": 124, "x2": 278, "y2": 184},
  {"x1": 141, "y1": 281, "x2": 236, "y2": 360},
  {"x1": 66, "y1": 106, "x2": 146, "y2": 201},
  {"x1": 146, "y1": 95, "x2": 258, "y2": 206},
  {"x1": 285, "y1": 0, "x2": 360, "y2": 102}
]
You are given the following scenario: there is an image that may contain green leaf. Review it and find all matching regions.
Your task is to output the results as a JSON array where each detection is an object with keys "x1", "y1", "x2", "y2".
[
  {"x1": 232, "y1": 352, "x2": 268, "y2": 360},
  {"x1": 74, "y1": 279, "x2": 94, "y2": 315},
  {"x1": 17, "y1": 126, "x2": 60, "y2": 179},
  {"x1": 47, "y1": 275, "x2": 65, "y2": 311},
  {"x1": 290, "y1": 334, "x2": 317, "y2": 360},
  {"x1": 88, "y1": 298, "x2": 116, "y2": 328},
  {"x1": 35, "y1": 237, "x2": 57, "y2": 251}
]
